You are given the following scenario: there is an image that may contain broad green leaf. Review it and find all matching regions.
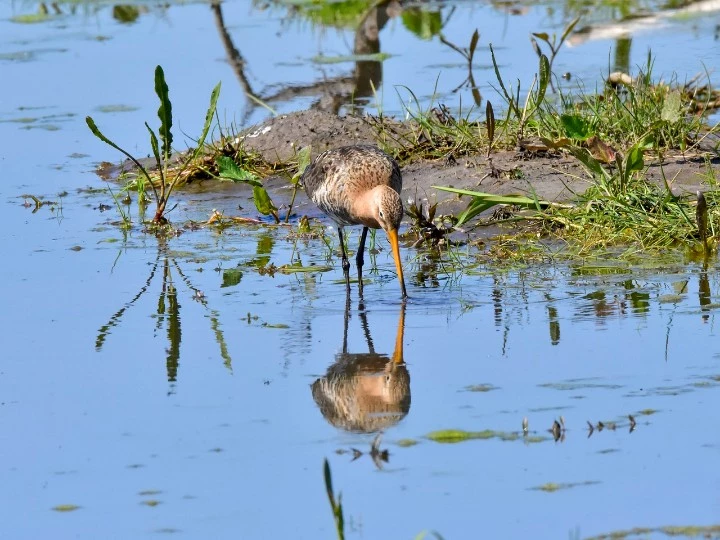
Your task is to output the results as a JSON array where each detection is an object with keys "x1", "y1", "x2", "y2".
[
  {"x1": 660, "y1": 90, "x2": 682, "y2": 123},
  {"x1": 532, "y1": 32, "x2": 550, "y2": 42},
  {"x1": 154, "y1": 66, "x2": 173, "y2": 160},
  {"x1": 560, "y1": 114, "x2": 592, "y2": 140},
  {"x1": 253, "y1": 186, "x2": 277, "y2": 216},
  {"x1": 625, "y1": 145, "x2": 644, "y2": 174},
  {"x1": 625, "y1": 144, "x2": 645, "y2": 173},
  {"x1": 216, "y1": 156, "x2": 262, "y2": 187},
  {"x1": 294, "y1": 145, "x2": 312, "y2": 182}
]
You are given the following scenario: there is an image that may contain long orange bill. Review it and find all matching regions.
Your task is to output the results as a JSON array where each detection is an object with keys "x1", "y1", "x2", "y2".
[{"x1": 387, "y1": 228, "x2": 407, "y2": 299}]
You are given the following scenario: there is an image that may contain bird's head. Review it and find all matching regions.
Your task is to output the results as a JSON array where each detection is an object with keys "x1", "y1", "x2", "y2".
[{"x1": 372, "y1": 186, "x2": 404, "y2": 233}]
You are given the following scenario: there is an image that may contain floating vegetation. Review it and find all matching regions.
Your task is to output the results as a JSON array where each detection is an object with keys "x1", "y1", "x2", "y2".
[
  {"x1": 52, "y1": 504, "x2": 81, "y2": 512},
  {"x1": 426, "y1": 429, "x2": 522, "y2": 443},
  {"x1": 463, "y1": 383, "x2": 498, "y2": 393},
  {"x1": 312, "y1": 52, "x2": 392, "y2": 64},
  {"x1": 531, "y1": 480, "x2": 601, "y2": 493},
  {"x1": 586, "y1": 524, "x2": 720, "y2": 540},
  {"x1": 396, "y1": 438, "x2": 419, "y2": 447},
  {"x1": 539, "y1": 379, "x2": 624, "y2": 391},
  {"x1": 94, "y1": 104, "x2": 139, "y2": 113}
]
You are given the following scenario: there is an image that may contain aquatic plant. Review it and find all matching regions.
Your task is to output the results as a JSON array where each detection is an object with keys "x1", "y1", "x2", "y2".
[
  {"x1": 86, "y1": 65, "x2": 297, "y2": 227},
  {"x1": 490, "y1": 44, "x2": 550, "y2": 142},
  {"x1": 384, "y1": 36, "x2": 720, "y2": 254},
  {"x1": 530, "y1": 16, "x2": 580, "y2": 92},
  {"x1": 86, "y1": 65, "x2": 219, "y2": 225},
  {"x1": 323, "y1": 459, "x2": 345, "y2": 540}
]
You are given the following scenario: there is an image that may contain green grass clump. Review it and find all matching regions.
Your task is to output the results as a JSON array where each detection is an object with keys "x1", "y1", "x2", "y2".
[
  {"x1": 535, "y1": 54, "x2": 712, "y2": 155},
  {"x1": 388, "y1": 33, "x2": 720, "y2": 254}
]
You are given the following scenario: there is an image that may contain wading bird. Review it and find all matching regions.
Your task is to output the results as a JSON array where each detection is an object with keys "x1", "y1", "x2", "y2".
[{"x1": 302, "y1": 145, "x2": 407, "y2": 298}]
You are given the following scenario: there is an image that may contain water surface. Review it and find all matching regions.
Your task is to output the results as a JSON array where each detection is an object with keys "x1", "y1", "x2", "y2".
[{"x1": 3, "y1": 1, "x2": 720, "y2": 539}]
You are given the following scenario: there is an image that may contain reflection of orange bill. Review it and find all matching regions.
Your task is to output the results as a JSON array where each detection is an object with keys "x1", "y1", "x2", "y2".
[{"x1": 392, "y1": 302, "x2": 405, "y2": 365}]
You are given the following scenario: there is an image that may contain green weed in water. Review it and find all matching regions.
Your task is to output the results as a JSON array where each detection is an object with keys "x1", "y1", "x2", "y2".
[
  {"x1": 426, "y1": 428, "x2": 521, "y2": 443},
  {"x1": 323, "y1": 459, "x2": 345, "y2": 540},
  {"x1": 87, "y1": 65, "x2": 220, "y2": 225},
  {"x1": 52, "y1": 504, "x2": 80, "y2": 512}
]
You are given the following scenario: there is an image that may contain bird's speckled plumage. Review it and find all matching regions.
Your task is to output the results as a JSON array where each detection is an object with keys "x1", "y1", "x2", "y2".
[
  {"x1": 302, "y1": 145, "x2": 403, "y2": 227},
  {"x1": 302, "y1": 145, "x2": 407, "y2": 298}
]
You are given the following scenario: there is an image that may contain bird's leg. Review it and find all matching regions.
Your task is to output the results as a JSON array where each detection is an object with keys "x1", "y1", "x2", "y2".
[
  {"x1": 337, "y1": 226, "x2": 351, "y2": 293},
  {"x1": 342, "y1": 290, "x2": 351, "y2": 354},
  {"x1": 356, "y1": 226, "x2": 369, "y2": 296}
]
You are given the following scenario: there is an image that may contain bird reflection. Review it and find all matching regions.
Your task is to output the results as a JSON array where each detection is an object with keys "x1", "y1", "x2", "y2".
[{"x1": 312, "y1": 297, "x2": 410, "y2": 433}]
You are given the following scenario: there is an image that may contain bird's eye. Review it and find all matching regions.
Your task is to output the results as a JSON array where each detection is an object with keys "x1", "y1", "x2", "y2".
[{"x1": 379, "y1": 210, "x2": 385, "y2": 219}]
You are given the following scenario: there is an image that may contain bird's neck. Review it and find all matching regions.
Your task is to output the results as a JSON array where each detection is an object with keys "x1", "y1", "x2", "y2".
[{"x1": 351, "y1": 188, "x2": 381, "y2": 229}]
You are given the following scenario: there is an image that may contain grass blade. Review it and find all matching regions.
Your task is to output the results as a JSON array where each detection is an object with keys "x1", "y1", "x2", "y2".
[
  {"x1": 86, "y1": 116, "x2": 158, "y2": 201},
  {"x1": 433, "y1": 185, "x2": 551, "y2": 206},
  {"x1": 560, "y1": 16, "x2": 580, "y2": 46},
  {"x1": 144, "y1": 122, "x2": 162, "y2": 178},
  {"x1": 489, "y1": 43, "x2": 520, "y2": 118},
  {"x1": 189, "y1": 81, "x2": 221, "y2": 162}
]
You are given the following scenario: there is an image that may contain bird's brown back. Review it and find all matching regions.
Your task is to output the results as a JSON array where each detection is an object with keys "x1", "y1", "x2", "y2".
[{"x1": 302, "y1": 145, "x2": 402, "y2": 226}]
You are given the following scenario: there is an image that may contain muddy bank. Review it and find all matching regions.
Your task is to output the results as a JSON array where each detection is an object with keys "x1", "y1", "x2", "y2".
[
  {"x1": 240, "y1": 109, "x2": 719, "y2": 219},
  {"x1": 99, "y1": 109, "x2": 720, "y2": 226}
]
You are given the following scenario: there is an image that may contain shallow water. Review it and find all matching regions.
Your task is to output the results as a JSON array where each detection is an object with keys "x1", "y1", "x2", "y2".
[
  {"x1": 5, "y1": 201, "x2": 720, "y2": 538},
  {"x1": 3, "y1": 1, "x2": 720, "y2": 539}
]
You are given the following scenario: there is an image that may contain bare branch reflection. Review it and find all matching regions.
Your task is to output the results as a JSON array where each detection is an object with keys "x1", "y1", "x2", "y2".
[{"x1": 210, "y1": 0, "x2": 400, "y2": 120}]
